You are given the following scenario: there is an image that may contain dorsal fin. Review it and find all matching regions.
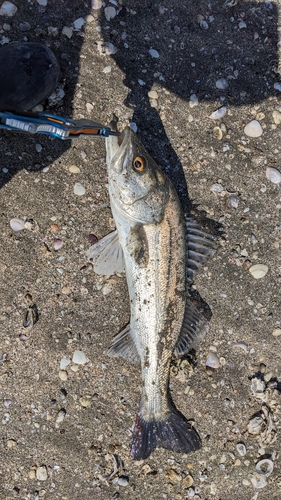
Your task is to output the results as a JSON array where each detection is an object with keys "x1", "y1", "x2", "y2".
[{"x1": 186, "y1": 218, "x2": 216, "y2": 281}]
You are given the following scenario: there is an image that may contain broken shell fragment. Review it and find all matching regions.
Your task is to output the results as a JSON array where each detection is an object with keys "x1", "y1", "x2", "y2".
[
  {"x1": 205, "y1": 351, "x2": 220, "y2": 369},
  {"x1": 249, "y1": 264, "x2": 268, "y2": 279},
  {"x1": 213, "y1": 126, "x2": 223, "y2": 140},
  {"x1": 255, "y1": 459, "x2": 274, "y2": 476},
  {"x1": 251, "y1": 377, "x2": 266, "y2": 395},
  {"x1": 209, "y1": 106, "x2": 227, "y2": 120},
  {"x1": 10, "y1": 217, "x2": 25, "y2": 232},
  {"x1": 236, "y1": 442, "x2": 246, "y2": 456},
  {"x1": 247, "y1": 415, "x2": 264, "y2": 435},
  {"x1": 250, "y1": 474, "x2": 267, "y2": 489},
  {"x1": 266, "y1": 166, "x2": 281, "y2": 184},
  {"x1": 244, "y1": 120, "x2": 263, "y2": 138}
]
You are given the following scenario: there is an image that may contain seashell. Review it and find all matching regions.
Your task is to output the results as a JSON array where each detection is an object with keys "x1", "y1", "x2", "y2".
[
  {"x1": 229, "y1": 196, "x2": 239, "y2": 208},
  {"x1": 210, "y1": 183, "x2": 224, "y2": 193},
  {"x1": 205, "y1": 351, "x2": 220, "y2": 369},
  {"x1": 236, "y1": 442, "x2": 246, "y2": 456},
  {"x1": 148, "y1": 49, "x2": 159, "y2": 58},
  {"x1": 74, "y1": 182, "x2": 86, "y2": 196},
  {"x1": 209, "y1": 106, "x2": 227, "y2": 120},
  {"x1": 54, "y1": 239, "x2": 63, "y2": 251},
  {"x1": 250, "y1": 474, "x2": 267, "y2": 489},
  {"x1": 274, "y1": 82, "x2": 281, "y2": 92},
  {"x1": 24, "y1": 218, "x2": 39, "y2": 232},
  {"x1": 10, "y1": 217, "x2": 25, "y2": 232},
  {"x1": 266, "y1": 166, "x2": 281, "y2": 184},
  {"x1": 216, "y1": 78, "x2": 228, "y2": 90},
  {"x1": 247, "y1": 415, "x2": 264, "y2": 435},
  {"x1": 104, "y1": 6, "x2": 116, "y2": 21},
  {"x1": 255, "y1": 459, "x2": 274, "y2": 476},
  {"x1": 23, "y1": 305, "x2": 38, "y2": 328},
  {"x1": 233, "y1": 341, "x2": 248, "y2": 352},
  {"x1": 200, "y1": 20, "x2": 209, "y2": 30},
  {"x1": 244, "y1": 120, "x2": 263, "y2": 138},
  {"x1": 249, "y1": 264, "x2": 268, "y2": 279},
  {"x1": 213, "y1": 126, "x2": 223, "y2": 140}
]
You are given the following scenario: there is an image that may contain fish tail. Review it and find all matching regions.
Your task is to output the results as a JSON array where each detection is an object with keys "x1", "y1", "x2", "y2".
[{"x1": 130, "y1": 407, "x2": 201, "y2": 460}]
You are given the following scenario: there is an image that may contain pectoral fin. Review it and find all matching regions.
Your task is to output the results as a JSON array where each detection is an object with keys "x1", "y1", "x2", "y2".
[
  {"x1": 107, "y1": 324, "x2": 140, "y2": 364},
  {"x1": 86, "y1": 230, "x2": 125, "y2": 275},
  {"x1": 174, "y1": 300, "x2": 209, "y2": 357}
]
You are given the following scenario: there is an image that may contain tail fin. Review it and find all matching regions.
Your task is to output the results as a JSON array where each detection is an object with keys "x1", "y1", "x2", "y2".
[{"x1": 130, "y1": 407, "x2": 201, "y2": 460}]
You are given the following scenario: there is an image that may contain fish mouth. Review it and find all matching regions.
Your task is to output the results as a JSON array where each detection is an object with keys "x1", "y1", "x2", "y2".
[{"x1": 106, "y1": 117, "x2": 131, "y2": 171}]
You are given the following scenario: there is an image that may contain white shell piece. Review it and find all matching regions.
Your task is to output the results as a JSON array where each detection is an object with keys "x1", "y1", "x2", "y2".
[
  {"x1": 10, "y1": 217, "x2": 25, "y2": 232},
  {"x1": 244, "y1": 120, "x2": 263, "y2": 137},
  {"x1": 255, "y1": 459, "x2": 274, "y2": 476},
  {"x1": 250, "y1": 474, "x2": 267, "y2": 489},
  {"x1": 205, "y1": 351, "x2": 220, "y2": 369},
  {"x1": 249, "y1": 264, "x2": 268, "y2": 279},
  {"x1": 216, "y1": 78, "x2": 228, "y2": 90},
  {"x1": 209, "y1": 106, "x2": 227, "y2": 120},
  {"x1": 266, "y1": 167, "x2": 281, "y2": 184},
  {"x1": 236, "y1": 442, "x2": 246, "y2": 456}
]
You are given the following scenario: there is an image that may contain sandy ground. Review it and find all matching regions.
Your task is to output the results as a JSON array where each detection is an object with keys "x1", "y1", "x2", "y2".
[{"x1": 0, "y1": 1, "x2": 281, "y2": 499}]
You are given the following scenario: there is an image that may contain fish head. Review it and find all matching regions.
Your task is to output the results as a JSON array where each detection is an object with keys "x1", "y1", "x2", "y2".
[{"x1": 106, "y1": 124, "x2": 169, "y2": 224}]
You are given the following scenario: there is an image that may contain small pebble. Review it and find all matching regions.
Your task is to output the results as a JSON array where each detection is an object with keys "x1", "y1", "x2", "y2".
[
  {"x1": 103, "y1": 65, "x2": 112, "y2": 74},
  {"x1": 244, "y1": 120, "x2": 263, "y2": 138},
  {"x1": 10, "y1": 217, "x2": 25, "y2": 232},
  {"x1": 148, "y1": 90, "x2": 158, "y2": 99},
  {"x1": 272, "y1": 328, "x2": 281, "y2": 337},
  {"x1": 0, "y1": 1, "x2": 17, "y2": 16},
  {"x1": 213, "y1": 126, "x2": 223, "y2": 140},
  {"x1": 72, "y1": 350, "x2": 89, "y2": 365},
  {"x1": 60, "y1": 357, "x2": 70, "y2": 370},
  {"x1": 62, "y1": 26, "x2": 73, "y2": 39},
  {"x1": 102, "y1": 283, "x2": 113, "y2": 295},
  {"x1": 249, "y1": 264, "x2": 268, "y2": 279},
  {"x1": 88, "y1": 233, "x2": 98, "y2": 244},
  {"x1": 53, "y1": 239, "x2": 63, "y2": 251},
  {"x1": 56, "y1": 409, "x2": 66, "y2": 424},
  {"x1": 79, "y1": 395, "x2": 92, "y2": 408},
  {"x1": 91, "y1": 0, "x2": 102, "y2": 8},
  {"x1": 209, "y1": 106, "x2": 227, "y2": 119},
  {"x1": 274, "y1": 82, "x2": 281, "y2": 92},
  {"x1": 210, "y1": 183, "x2": 224, "y2": 193},
  {"x1": 189, "y1": 94, "x2": 198, "y2": 108},
  {"x1": 216, "y1": 78, "x2": 228, "y2": 90},
  {"x1": 74, "y1": 183, "x2": 86, "y2": 196},
  {"x1": 165, "y1": 469, "x2": 182, "y2": 482},
  {"x1": 117, "y1": 476, "x2": 129, "y2": 487},
  {"x1": 238, "y1": 20, "x2": 247, "y2": 29},
  {"x1": 104, "y1": 6, "x2": 116, "y2": 21},
  {"x1": 19, "y1": 21, "x2": 31, "y2": 31},
  {"x1": 69, "y1": 165, "x2": 80, "y2": 173},
  {"x1": 206, "y1": 351, "x2": 220, "y2": 369},
  {"x1": 272, "y1": 110, "x2": 281, "y2": 125},
  {"x1": 59, "y1": 370, "x2": 68, "y2": 381},
  {"x1": 73, "y1": 17, "x2": 85, "y2": 30},
  {"x1": 36, "y1": 466, "x2": 48, "y2": 481},
  {"x1": 149, "y1": 48, "x2": 159, "y2": 58},
  {"x1": 229, "y1": 196, "x2": 239, "y2": 208},
  {"x1": 183, "y1": 475, "x2": 194, "y2": 487},
  {"x1": 129, "y1": 122, "x2": 138, "y2": 133}
]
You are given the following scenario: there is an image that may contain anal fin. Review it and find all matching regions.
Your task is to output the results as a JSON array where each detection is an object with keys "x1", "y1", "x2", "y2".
[
  {"x1": 107, "y1": 324, "x2": 140, "y2": 364},
  {"x1": 174, "y1": 299, "x2": 208, "y2": 357},
  {"x1": 86, "y1": 230, "x2": 125, "y2": 275}
]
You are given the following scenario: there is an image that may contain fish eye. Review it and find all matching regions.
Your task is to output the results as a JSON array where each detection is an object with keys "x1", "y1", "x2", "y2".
[{"x1": 133, "y1": 156, "x2": 146, "y2": 172}]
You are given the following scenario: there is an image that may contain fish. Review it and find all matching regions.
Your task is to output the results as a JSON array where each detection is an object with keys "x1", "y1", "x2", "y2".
[{"x1": 87, "y1": 121, "x2": 216, "y2": 460}]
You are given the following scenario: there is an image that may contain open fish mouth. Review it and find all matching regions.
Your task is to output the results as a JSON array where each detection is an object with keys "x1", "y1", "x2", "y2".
[{"x1": 106, "y1": 118, "x2": 131, "y2": 170}]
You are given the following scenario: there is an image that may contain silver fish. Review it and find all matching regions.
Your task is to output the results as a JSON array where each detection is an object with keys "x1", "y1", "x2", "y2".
[{"x1": 87, "y1": 122, "x2": 215, "y2": 459}]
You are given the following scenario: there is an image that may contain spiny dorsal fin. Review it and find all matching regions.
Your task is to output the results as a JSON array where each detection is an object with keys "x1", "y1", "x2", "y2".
[
  {"x1": 186, "y1": 218, "x2": 216, "y2": 281},
  {"x1": 107, "y1": 324, "x2": 140, "y2": 364},
  {"x1": 174, "y1": 299, "x2": 209, "y2": 357},
  {"x1": 86, "y1": 230, "x2": 126, "y2": 275}
]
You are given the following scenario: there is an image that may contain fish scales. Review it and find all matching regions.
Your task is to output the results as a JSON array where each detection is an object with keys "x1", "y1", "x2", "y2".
[{"x1": 87, "y1": 123, "x2": 216, "y2": 459}]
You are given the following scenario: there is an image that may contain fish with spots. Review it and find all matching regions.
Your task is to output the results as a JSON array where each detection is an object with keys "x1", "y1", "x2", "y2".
[{"x1": 87, "y1": 119, "x2": 216, "y2": 459}]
